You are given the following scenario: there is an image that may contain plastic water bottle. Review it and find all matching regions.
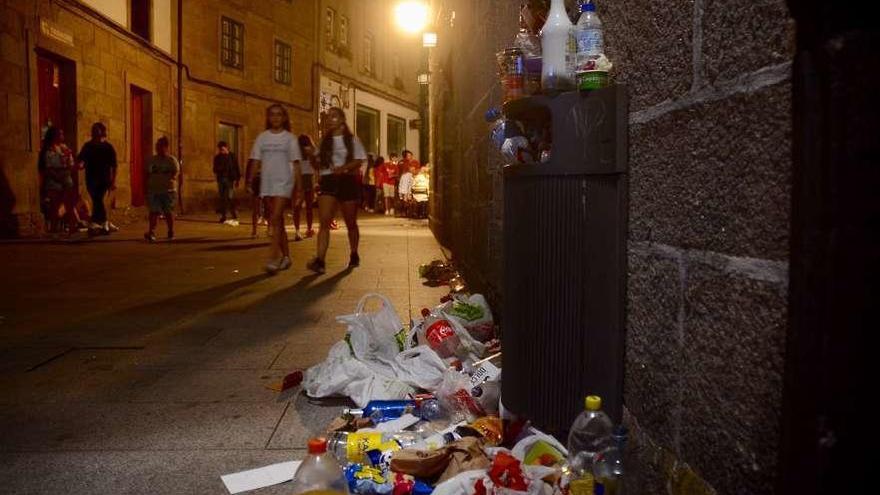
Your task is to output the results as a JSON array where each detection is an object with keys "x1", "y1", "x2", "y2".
[
  {"x1": 567, "y1": 395, "x2": 613, "y2": 495},
  {"x1": 593, "y1": 426, "x2": 627, "y2": 495},
  {"x1": 327, "y1": 431, "x2": 421, "y2": 463},
  {"x1": 344, "y1": 398, "x2": 442, "y2": 423},
  {"x1": 540, "y1": 0, "x2": 575, "y2": 91},
  {"x1": 290, "y1": 437, "x2": 350, "y2": 495},
  {"x1": 574, "y1": 1, "x2": 604, "y2": 88}
]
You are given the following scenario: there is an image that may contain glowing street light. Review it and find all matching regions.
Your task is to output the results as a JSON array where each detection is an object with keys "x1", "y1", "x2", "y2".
[
  {"x1": 394, "y1": 1, "x2": 429, "y2": 34},
  {"x1": 422, "y1": 31, "x2": 438, "y2": 47}
]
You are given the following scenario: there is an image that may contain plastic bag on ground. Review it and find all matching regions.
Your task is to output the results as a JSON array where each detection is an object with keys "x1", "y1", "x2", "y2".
[
  {"x1": 443, "y1": 294, "x2": 496, "y2": 343},
  {"x1": 432, "y1": 470, "x2": 488, "y2": 495},
  {"x1": 303, "y1": 341, "x2": 415, "y2": 407},
  {"x1": 340, "y1": 293, "x2": 407, "y2": 362}
]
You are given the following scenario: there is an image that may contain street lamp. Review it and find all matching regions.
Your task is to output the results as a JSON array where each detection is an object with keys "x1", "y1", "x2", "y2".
[
  {"x1": 422, "y1": 31, "x2": 438, "y2": 48},
  {"x1": 394, "y1": 1, "x2": 429, "y2": 34}
]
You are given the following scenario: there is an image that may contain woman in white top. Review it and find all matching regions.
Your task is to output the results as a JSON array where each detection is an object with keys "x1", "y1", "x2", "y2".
[
  {"x1": 248, "y1": 104, "x2": 302, "y2": 273},
  {"x1": 307, "y1": 107, "x2": 367, "y2": 274}
]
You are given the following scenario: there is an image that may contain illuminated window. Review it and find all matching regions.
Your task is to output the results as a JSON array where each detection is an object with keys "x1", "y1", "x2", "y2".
[
  {"x1": 339, "y1": 16, "x2": 350, "y2": 48},
  {"x1": 363, "y1": 33, "x2": 375, "y2": 75},
  {"x1": 274, "y1": 40, "x2": 292, "y2": 85},
  {"x1": 325, "y1": 8, "x2": 336, "y2": 48},
  {"x1": 220, "y1": 17, "x2": 244, "y2": 69}
]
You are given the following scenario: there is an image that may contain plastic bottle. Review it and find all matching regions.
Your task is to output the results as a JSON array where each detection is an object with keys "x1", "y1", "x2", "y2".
[
  {"x1": 344, "y1": 398, "x2": 442, "y2": 423},
  {"x1": 540, "y1": 0, "x2": 575, "y2": 91},
  {"x1": 328, "y1": 431, "x2": 421, "y2": 463},
  {"x1": 593, "y1": 425, "x2": 627, "y2": 495},
  {"x1": 567, "y1": 395, "x2": 614, "y2": 495},
  {"x1": 574, "y1": 0, "x2": 604, "y2": 89},
  {"x1": 290, "y1": 438, "x2": 350, "y2": 495},
  {"x1": 418, "y1": 308, "x2": 462, "y2": 359}
]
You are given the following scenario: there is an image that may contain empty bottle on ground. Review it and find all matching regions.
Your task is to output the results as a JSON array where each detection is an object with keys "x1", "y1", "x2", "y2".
[
  {"x1": 567, "y1": 395, "x2": 614, "y2": 495},
  {"x1": 290, "y1": 437, "x2": 350, "y2": 495}
]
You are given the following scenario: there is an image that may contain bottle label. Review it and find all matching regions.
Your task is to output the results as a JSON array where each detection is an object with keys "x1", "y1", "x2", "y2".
[
  {"x1": 346, "y1": 432, "x2": 383, "y2": 462},
  {"x1": 426, "y1": 320, "x2": 456, "y2": 347},
  {"x1": 570, "y1": 475, "x2": 596, "y2": 495},
  {"x1": 575, "y1": 29, "x2": 603, "y2": 58}
]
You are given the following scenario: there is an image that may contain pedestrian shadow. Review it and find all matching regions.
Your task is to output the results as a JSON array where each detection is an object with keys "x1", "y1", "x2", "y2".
[
  {"x1": 201, "y1": 242, "x2": 270, "y2": 252},
  {"x1": 48, "y1": 273, "x2": 272, "y2": 346}
]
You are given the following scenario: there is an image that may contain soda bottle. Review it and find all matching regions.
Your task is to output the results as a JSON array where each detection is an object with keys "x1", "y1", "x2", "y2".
[
  {"x1": 343, "y1": 398, "x2": 442, "y2": 423},
  {"x1": 419, "y1": 308, "x2": 461, "y2": 359},
  {"x1": 593, "y1": 426, "x2": 627, "y2": 495},
  {"x1": 327, "y1": 431, "x2": 421, "y2": 463},
  {"x1": 567, "y1": 395, "x2": 613, "y2": 495},
  {"x1": 574, "y1": 0, "x2": 604, "y2": 89},
  {"x1": 289, "y1": 437, "x2": 350, "y2": 495}
]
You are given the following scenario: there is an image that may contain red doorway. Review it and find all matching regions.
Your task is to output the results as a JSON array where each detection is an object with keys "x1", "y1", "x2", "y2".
[
  {"x1": 36, "y1": 52, "x2": 76, "y2": 148},
  {"x1": 129, "y1": 86, "x2": 152, "y2": 207}
]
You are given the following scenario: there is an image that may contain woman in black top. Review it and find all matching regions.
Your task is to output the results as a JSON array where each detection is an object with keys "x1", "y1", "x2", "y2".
[{"x1": 76, "y1": 122, "x2": 118, "y2": 234}]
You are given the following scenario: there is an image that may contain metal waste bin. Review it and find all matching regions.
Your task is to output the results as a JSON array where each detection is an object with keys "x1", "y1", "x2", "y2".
[{"x1": 501, "y1": 86, "x2": 628, "y2": 436}]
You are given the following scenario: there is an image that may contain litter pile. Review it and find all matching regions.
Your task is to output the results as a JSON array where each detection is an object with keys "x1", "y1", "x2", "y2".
[{"x1": 223, "y1": 262, "x2": 624, "y2": 495}]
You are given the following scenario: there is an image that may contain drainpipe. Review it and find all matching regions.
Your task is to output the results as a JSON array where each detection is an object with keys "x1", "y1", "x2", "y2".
[{"x1": 176, "y1": 0, "x2": 184, "y2": 212}]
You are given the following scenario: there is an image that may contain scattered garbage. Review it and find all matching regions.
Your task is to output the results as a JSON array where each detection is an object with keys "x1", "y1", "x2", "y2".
[
  {"x1": 265, "y1": 370, "x2": 304, "y2": 393},
  {"x1": 224, "y1": 286, "x2": 626, "y2": 495}
]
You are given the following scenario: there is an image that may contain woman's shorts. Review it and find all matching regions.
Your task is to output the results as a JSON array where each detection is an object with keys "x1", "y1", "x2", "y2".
[{"x1": 319, "y1": 174, "x2": 360, "y2": 202}]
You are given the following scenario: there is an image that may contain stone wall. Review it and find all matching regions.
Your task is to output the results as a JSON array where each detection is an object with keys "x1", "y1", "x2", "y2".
[
  {"x1": 180, "y1": 0, "x2": 316, "y2": 211},
  {"x1": 430, "y1": 0, "x2": 794, "y2": 493},
  {"x1": 1, "y1": 0, "x2": 177, "y2": 236}
]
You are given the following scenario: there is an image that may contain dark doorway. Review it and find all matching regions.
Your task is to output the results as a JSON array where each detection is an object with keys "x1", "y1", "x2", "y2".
[
  {"x1": 36, "y1": 51, "x2": 77, "y2": 150},
  {"x1": 131, "y1": 0, "x2": 151, "y2": 41},
  {"x1": 129, "y1": 86, "x2": 152, "y2": 207}
]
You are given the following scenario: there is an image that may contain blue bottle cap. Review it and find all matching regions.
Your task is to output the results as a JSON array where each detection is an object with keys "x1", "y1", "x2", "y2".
[
  {"x1": 484, "y1": 107, "x2": 502, "y2": 122},
  {"x1": 581, "y1": 1, "x2": 596, "y2": 12}
]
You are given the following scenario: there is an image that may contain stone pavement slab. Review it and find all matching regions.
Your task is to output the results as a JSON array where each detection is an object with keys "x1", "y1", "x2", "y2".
[{"x1": 0, "y1": 213, "x2": 450, "y2": 493}]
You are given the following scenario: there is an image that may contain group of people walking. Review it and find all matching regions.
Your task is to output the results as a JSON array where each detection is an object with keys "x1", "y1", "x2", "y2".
[
  {"x1": 246, "y1": 104, "x2": 366, "y2": 274},
  {"x1": 36, "y1": 102, "x2": 422, "y2": 275},
  {"x1": 38, "y1": 122, "x2": 121, "y2": 238}
]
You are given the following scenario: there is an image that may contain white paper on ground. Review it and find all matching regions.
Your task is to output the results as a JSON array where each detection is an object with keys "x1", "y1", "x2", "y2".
[
  {"x1": 221, "y1": 460, "x2": 301, "y2": 494},
  {"x1": 375, "y1": 413, "x2": 421, "y2": 432}
]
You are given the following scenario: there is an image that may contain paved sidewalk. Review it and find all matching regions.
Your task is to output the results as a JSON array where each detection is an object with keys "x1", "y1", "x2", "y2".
[{"x1": 0, "y1": 213, "x2": 449, "y2": 494}]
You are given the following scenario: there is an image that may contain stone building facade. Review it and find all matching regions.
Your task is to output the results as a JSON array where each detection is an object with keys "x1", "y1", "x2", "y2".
[
  {"x1": 428, "y1": 1, "x2": 794, "y2": 493},
  {"x1": 0, "y1": 0, "x2": 317, "y2": 234},
  {"x1": 180, "y1": 0, "x2": 316, "y2": 211},
  {"x1": 318, "y1": 0, "x2": 422, "y2": 161},
  {"x1": 1, "y1": 0, "x2": 177, "y2": 236}
]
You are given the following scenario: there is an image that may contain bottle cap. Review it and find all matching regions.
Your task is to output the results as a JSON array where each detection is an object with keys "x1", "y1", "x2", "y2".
[
  {"x1": 581, "y1": 2, "x2": 596, "y2": 12},
  {"x1": 307, "y1": 437, "x2": 328, "y2": 454},
  {"x1": 484, "y1": 107, "x2": 502, "y2": 122},
  {"x1": 585, "y1": 395, "x2": 602, "y2": 411}
]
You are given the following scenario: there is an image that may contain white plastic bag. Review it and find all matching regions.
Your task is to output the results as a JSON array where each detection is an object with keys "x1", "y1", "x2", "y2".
[
  {"x1": 338, "y1": 293, "x2": 405, "y2": 362},
  {"x1": 443, "y1": 294, "x2": 495, "y2": 342},
  {"x1": 303, "y1": 341, "x2": 415, "y2": 407},
  {"x1": 432, "y1": 470, "x2": 486, "y2": 495},
  {"x1": 389, "y1": 345, "x2": 448, "y2": 390}
]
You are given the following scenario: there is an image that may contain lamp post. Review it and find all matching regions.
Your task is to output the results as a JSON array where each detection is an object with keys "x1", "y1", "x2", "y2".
[{"x1": 393, "y1": 1, "x2": 433, "y2": 164}]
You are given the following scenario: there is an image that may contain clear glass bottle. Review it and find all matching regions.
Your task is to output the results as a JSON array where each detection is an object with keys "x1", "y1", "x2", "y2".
[
  {"x1": 574, "y1": 0, "x2": 604, "y2": 89},
  {"x1": 290, "y1": 438, "x2": 350, "y2": 495},
  {"x1": 540, "y1": 0, "x2": 575, "y2": 91}
]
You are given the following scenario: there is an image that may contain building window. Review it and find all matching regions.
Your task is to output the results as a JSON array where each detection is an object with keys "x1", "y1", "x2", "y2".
[
  {"x1": 274, "y1": 40, "x2": 292, "y2": 85},
  {"x1": 356, "y1": 105, "x2": 380, "y2": 156},
  {"x1": 131, "y1": 0, "x2": 151, "y2": 41},
  {"x1": 220, "y1": 16, "x2": 244, "y2": 69},
  {"x1": 325, "y1": 8, "x2": 336, "y2": 48},
  {"x1": 387, "y1": 115, "x2": 407, "y2": 158},
  {"x1": 362, "y1": 33, "x2": 375, "y2": 75},
  {"x1": 339, "y1": 16, "x2": 350, "y2": 48}
]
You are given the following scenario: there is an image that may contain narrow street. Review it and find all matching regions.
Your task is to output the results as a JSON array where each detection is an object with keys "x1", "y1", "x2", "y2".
[{"x1": 0, "y1": 214, "x2": 448, "y2": 494}]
